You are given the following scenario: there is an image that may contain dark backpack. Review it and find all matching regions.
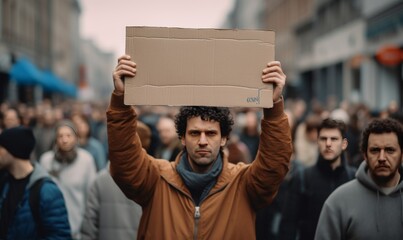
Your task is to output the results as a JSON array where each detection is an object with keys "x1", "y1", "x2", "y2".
[
  {"x1": 29, "y1": 178, "x2": 47, "y2": 237},
  {"x1": 0, "y1": 175, "x2": 47, "y2": 237}
]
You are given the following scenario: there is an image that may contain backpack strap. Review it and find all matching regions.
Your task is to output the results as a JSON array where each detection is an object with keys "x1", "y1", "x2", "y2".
[{"x1": 29, "y1": 178, "x2": 47, "y2": 237}]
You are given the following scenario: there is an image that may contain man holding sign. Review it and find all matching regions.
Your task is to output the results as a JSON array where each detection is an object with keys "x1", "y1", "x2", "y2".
[{"x1": 107, "y1": 53, "x2": 292, "y2": 239}]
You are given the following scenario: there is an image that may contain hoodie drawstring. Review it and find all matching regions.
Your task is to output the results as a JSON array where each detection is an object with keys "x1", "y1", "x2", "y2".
[
  {"x1": 376, "y1": 190, "x2": 380, "y2": 232},
  {"x1": 400, "y1": 188, "x2": 403, "y2": 225}
]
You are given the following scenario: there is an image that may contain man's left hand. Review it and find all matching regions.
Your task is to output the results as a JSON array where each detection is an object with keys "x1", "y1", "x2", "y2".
[{"x1": 262, "y1": 61, "x2": 286, "y2": 102}]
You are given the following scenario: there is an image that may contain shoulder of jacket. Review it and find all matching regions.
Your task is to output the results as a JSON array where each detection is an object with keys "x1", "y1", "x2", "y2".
[
  {"x1": 39, "y1": 151, "x2": 54, "y2": 162},
  {"x1": 225, "y1": 162, "x2": 249, "y2": 176},
  {"x1": 77, "y1": 148, "x2": 96, "y2": 161}
]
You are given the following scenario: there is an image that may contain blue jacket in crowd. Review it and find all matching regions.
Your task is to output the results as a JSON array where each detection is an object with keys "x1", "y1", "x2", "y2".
[{"x1": 0, "y1": 163, "x2": 71, "y2": 240}]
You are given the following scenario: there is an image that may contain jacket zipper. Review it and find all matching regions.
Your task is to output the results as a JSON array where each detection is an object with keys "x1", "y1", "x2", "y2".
[
  {"x1": 192, "y1": 185, "x2": 227, "y2": 239},
  {"x1": 193, "y1": 206, "x2": 201, "y2": 240},
  {"x1": 162, "y1": 176, "x2": 228, "y2": 239}
]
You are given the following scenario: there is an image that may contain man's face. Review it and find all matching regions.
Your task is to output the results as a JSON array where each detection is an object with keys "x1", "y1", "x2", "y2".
[
  {"x1": 0, "y1": 146, "x2": 13, "y2": 169},
  {"x1": 43, "y1": 110, "x2": 56, "y2": 126},
  {"x1": 318, "y1": 128, "x2": 347, "y2": 163},
  {"x1": 4, "y1": 109, "x2": 20, "y2": 129},
  {"x1": 157, "y1": 118, "x2": 177, "y2": 146},
  {"x1": 56, "y1": 126, "x2": 77, "y2": 152},
  {"x1": 72, "y1": 116, "x2": 89, "y2": 139},
  {"x1": 181, "y1": 117, "x2": 227, "y2": 173},
  {"x1": 365, "y1": 133, "x2": 402, "y2": 185}
]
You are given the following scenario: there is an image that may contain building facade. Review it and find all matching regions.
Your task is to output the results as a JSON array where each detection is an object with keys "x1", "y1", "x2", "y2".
[
  {"x1": 293, "y1": 0, "x2": 403, "y2": 111},
  {"x1": 223, "y1": 0, "x2": 403, "y2": 111},
  {"x1": 0, "y1": 0, "x2": 81, "y2": 104},
  {"x1": 79, "y1": 39, "x2": 114, "y2": 102}
]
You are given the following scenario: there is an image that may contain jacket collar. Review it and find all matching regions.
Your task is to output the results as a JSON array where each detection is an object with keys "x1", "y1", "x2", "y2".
[
  {"x1": 316, "y1": 153, "x2": 348, "y2": 174},
  {"x1": 160, "y1": 151, "x2": 232, "y2": 199}
]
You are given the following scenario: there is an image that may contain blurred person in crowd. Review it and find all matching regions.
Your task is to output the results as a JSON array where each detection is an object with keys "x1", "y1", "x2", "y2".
[
  {"x1": 81, "y1": 121, "x2": 150, "y2": 240},
  {"x1": 256, "y1": 154, "x2": 304, "y2": 240},
  {"x1": 279, "y1": 118, "x2": 356, "y2": 240},
  {"x1": 239, "y1": 109, "x2": 260, "y2": 159},
  {"x1": 315, "y1": 118, "x2": 403, "y2": 240},
  {"x1": 294, "y1": 114, "x2": 322, "y2": 166},
  {"x1": 39, "y1": 120, "x2": 97, "y2": 239},
  {"x1": 0, "y1": 111, "x2": 3, "y2": 133},
  {"x1": 89, "y1": 104, "x2": 107, "y2": 140},
  {"x1": 89, "y1": 104, "x2": 109, "y2": 156},
  {"x1": 53, "y1": 106, "x2": 65, "y2": 122},
  {"x1": 154, "y1": 116, "x2": 182, "y2": 162},
  {"x1": 17, "y1": 104, "x2": 36, "y2": 128},
  {"x1": 285, "y1": 98, "x2": 306, "y2": 141},
  {"x1": 256, "y1": 109, "x2": 301, "y2": 240},
  {"x1": 330, "y1": 108, "x2": 350, "y2": 126},
  {"x1": 385, "y1": 100, "x2": 403, "y2": 124},
  {"x1": 107, "y1": 55, "x2": 291, "y2": 239},
  {"x1": 390, "y1": 111, "x2": 403, "y2": 124},
  {"x1": 33, "y1": 108, "x2": 57, "y2": 161},
  {"x1": 387, "y1": 100, "x2": 399, "y2": 116},
  {"x1": 3, "y1": 108, "x2": 22, "y2": 129},
  {"x1": 143, "y1": 105, "x2": 180, "y2": 156},
  {"x1": 346, "y1": 113, "x2": 363, "y2": 168},
  {"x1": 0, "y1": 126, "x2": 71, "y2": 239},
  {"x1": 71, "y1": 113, "x2": 107, "y2": 171},
  {"x1": 225, "y1": 134, "x2": 252, "y2": 164}
]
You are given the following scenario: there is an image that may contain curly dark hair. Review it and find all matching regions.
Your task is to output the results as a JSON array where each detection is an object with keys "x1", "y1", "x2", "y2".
[
  {"x1": 360, "y1": 118, "x2": 403, "y2": 154},
  {"x1": 175, "y1": 106, "x2": 234, "y2": 140},
  {"x1": 318, "y1": 118, "x2": 347, "y2": 138}
]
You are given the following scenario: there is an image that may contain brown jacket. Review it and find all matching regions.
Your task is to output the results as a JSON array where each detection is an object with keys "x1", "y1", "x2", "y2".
[{"x1": 107, "y1": 93, "x2": 292, "y2": 240}]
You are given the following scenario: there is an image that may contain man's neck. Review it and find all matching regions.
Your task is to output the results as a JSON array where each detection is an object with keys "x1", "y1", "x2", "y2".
[
  {"x1": 330, "y1": 157, "x2": 341, "y2": 170},
  {"x1": 370, "y1": 171, "x2": 401, "y2": 188},
  {"x1": 189, "y1": 160, "x2": 213, "y2": 174},
  {"x1": 8, "y1": 160, "x2": 34, "y2": 179}
]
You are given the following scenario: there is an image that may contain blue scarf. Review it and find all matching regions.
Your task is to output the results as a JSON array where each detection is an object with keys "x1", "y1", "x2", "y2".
[{"x1": 176, "y1": 152, "x2": 223, "y2": 205}]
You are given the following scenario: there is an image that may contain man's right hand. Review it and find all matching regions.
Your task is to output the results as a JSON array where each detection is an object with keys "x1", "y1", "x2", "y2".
[{"x1": 112, "y1": 55, "x2": 137, "y2": 95}]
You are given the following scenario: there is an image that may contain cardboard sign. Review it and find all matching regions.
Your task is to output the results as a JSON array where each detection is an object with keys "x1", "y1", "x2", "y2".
[{"x1": 125, "y1": 26, "x2": 275, "y2": 108}]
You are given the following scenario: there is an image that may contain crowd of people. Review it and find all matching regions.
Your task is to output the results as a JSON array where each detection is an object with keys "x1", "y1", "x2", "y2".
[{"x1": 0, "y1": 55, "x2": 402, "y2": 239}]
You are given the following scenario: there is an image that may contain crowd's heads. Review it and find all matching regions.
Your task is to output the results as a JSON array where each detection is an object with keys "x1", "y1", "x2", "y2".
[
  {"x1": 157, "y1": 116, "x2": 177, "y2": 145},
  {"x1": 71, "y1": 113, "x2": 92, "y2": 139},
  {"x1": 243, "y1": 110, "x2": 259, "y2": 134},
  {"x1": 0, "y1": 126, "x2": 35, "y2": 159},
  {"x1": 42, "y1": 108, "x2": 57, "y2": 127},
  {"x1": 330, "y1": 108, "x2": 350, "y2": 125},
  {"x1": 304, "y1": 114, "x2": 322, "y2": 142},
  {"x1": 56, "y1": 120, "x2": 78, "y2": 136},
  {"x1": 137, "y1": 121, "x2": 152, "y2": 151},
  {"x1": 55, "y1": 120, "x2": 78, "y2": 152},
  {"x1": 3, "y1": 108, "x2": 22, "y2": 129},
  {"x1": 318, "y1": 118, "x2": 347, "y2": 138},
  {"x1": 360, "y1": 118, "x2": 403, "y2": 154},
  {"x1": 175, "y1": 106, "x2": 234, "y2": 140}
]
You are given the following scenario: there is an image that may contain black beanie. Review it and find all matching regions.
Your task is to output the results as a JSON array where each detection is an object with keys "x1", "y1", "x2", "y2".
[{"x1": 0, "y1": 126, "x2": 36, "y2": 159}]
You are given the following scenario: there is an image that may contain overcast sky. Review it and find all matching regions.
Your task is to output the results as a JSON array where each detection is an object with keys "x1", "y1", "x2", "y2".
[{"x1": 80, "y1": 0, "x2": 234, "y2": 56}]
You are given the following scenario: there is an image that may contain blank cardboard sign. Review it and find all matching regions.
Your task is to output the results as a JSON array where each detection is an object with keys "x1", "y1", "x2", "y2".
[{"x1": 125, "y1": 26, "x2": 275, "y2": 108}]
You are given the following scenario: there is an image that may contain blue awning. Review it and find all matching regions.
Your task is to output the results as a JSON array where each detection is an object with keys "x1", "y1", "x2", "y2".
[
  {"x1": 9, "y1": 58, "x2": 77, "y2": 98},
  {"x1": 42, "y1": 71, "x2": 77, "y2": 98},
  {"x1": 9, "y1": 58, "x2": 45, "y2": 86}
]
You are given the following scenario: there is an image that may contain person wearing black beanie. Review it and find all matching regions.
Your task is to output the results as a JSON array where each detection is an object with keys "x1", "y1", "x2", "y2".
[
  {"x1": 0, "y1": 126, "x2": 71, "y2": 239},
  {"x1": 0, "y1": 126, "x2": 35, "y2": 160}
]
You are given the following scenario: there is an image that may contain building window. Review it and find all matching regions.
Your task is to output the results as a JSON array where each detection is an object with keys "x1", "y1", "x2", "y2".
[{"x1": 352, "y1": 67, "x2": 361, "y2": 91}]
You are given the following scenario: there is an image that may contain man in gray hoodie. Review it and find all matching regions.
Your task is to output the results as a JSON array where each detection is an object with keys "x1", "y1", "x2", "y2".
[{"x1": 315, "y1": 118, "x2": 403, "y2": 240}]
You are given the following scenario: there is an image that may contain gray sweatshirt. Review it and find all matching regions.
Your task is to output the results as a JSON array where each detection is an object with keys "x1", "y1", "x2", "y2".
[{"x1": 315, "y1": 161, "x2": 403, "y2": 240}]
